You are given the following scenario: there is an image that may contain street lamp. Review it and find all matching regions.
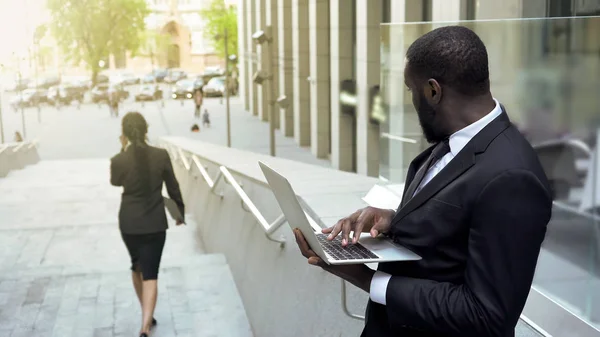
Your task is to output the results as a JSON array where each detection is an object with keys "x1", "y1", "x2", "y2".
[
  {"x1": 215, "y1": 29, "x2": 232, "y2": 148},
  {"x1": 252, "y1": 26, "x2": 275, "y2": 157},
  {"x1": 0, "y1": 64, "x2": 4, "y2": 143}
]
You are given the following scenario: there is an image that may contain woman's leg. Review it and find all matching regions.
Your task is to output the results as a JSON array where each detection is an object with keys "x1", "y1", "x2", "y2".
[
  {"x1": 141, "y1": 280, "x2": 158, "y2": 333},
  {"x1": 122, "y1": 233, "x2": 143, "y2": 307},
  {"x1": 139, "y1": 231, "x2": 166, "y2": 334},
  {"x1": 132, "y1": 270, "x2": 143, "y2": 306}
]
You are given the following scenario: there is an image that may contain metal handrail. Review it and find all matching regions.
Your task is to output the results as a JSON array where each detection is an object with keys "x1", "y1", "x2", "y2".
[
  {"x1": 0, "y1": 144, "x2": 9, "y2": 155},
  {"x1": 220, "y1": 166, "x2": 286, "y2": 247},
  {"x1": 189, "y1": 155, "x2": 223, "y2": 198},
  {"x1": 341, "y1": 280, "x2": 365, "y2": 320},
  {"x1": 178, "y1": 148, "x2": 191, "y2": 171},
  {"x1": 164, "y1": 142, "x2": 366, "y2": 319},
  {"x1": 12, "y1": 142, "x2": 29, "y2": 153},
  {"x1": 191, "y1": 156, "x2": 215, "y2": 187}
]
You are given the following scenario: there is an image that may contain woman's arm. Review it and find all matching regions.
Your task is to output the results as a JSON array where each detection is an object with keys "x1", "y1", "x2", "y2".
[{"x1": 162, "y1": 150, "x2": 185, "y2": 221}]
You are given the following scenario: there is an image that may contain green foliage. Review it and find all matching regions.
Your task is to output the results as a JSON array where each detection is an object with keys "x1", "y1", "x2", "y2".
[
  {"x1": 47, "y1": 0, "x2": 149, "y2": 81},
  {"x1": 140, "y1": 30, "x2": 171, "y2": 65},
  {"x1": 199, "y1": 0, "x2": 238, "y2": 59}
]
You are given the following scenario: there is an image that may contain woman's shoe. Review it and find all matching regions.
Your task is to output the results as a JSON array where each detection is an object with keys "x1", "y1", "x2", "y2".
[
  {"x1": 151, "y1": 318, "x2": 157, "y2": 327},
  {"x1": 140, "y1": 334, "x2": 148, "y2": 337}
]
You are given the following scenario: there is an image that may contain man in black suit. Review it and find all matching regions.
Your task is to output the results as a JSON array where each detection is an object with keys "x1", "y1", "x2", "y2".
[{"x1": 293, "y1": 26, "x2": 552, "y2": 336}]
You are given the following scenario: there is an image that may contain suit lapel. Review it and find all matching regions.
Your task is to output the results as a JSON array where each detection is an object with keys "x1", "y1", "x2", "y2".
[
  {"x1": 394, "y1": 147, "x2": 475, "y2": 223},
  {"x1": 400, "y1": 147, "x2": 434, "y2": 206},
  {"x1": 392, "y1": 109, "x2": 512, "y2": 224}
]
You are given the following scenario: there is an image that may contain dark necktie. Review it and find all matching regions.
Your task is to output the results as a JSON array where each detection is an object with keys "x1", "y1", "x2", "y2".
[{"x1": 402, "y1": 139, "x2": 451, "y2": 207}]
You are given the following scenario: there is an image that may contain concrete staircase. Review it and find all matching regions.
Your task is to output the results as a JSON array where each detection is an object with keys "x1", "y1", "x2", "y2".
[{"x1": 0, "y1": 159, "x2": 253, "y2": 337}]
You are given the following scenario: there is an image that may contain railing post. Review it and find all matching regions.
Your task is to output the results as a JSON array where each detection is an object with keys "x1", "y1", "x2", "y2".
[{"x1": 340, "y1": 280, "x2": 365, "y2": 321}]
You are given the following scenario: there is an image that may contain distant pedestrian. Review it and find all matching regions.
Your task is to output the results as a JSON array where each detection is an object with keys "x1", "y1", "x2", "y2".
[
  {"x1": 109, "y1": 91, "x2": 120, "y2": 118},
  {"x1": 202, "y1": 109, "x2": 210, "y2": 128},
  {"x1": 191, "y1": 124, "x2": 200, "y2": 133},
  {"x1": 193, "y1": 88, "x2": 203, "y2": 118},
  {"x1": 14, "y1": 131, "x2": 23, "y2": 142}
]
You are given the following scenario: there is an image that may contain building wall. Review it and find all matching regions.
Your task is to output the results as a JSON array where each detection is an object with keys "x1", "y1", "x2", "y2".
[{"x1": 237, "y1": 0, "x2": 600, "y2": 177}]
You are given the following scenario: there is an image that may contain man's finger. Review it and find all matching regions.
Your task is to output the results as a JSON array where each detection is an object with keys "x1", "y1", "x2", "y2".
[
  {"x1": 327, "y1": 220, "x2": 344, "y2": 240},
  {"x1": 341, "y1": 219, "x2": 351, "y2": 246},
  {"x1": 322, "y1": 226, "x2": 334, "y2": 234},
  {"x1": 371, "y1": 216, "x2": 389, "y2": 236},
  {"x1": 353, "y1": 222, "x2": 364, "y2": 243}
]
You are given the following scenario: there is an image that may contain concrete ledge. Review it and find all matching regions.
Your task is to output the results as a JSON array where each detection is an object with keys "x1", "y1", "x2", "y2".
[
  {"x1": 0, "y1": 141, "x2": 41, "y2": 178},
  {"x1": 161, "y1": 136, "x2": 546, "y2": 337}
]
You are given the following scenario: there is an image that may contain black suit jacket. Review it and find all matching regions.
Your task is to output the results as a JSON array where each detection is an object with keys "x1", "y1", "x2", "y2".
[
  {"x1": 110, "y1": 145, "x2": 184, "y2": 235},
  {"x1": 361, "y1": 111, "x2": 552, "y2": 337}
]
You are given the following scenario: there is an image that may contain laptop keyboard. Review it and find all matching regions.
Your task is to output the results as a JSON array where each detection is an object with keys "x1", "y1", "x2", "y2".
[{"x1": 316, "y1": 234, "x2": 379, "y2": 260}]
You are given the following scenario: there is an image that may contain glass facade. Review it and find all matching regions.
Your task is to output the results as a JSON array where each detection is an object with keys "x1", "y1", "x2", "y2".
[{"x1": 380, "y1": 16, "x2": 600, "y2": 328}]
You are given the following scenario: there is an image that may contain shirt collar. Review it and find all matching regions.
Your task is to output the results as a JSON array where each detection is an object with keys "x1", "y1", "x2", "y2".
[{"x1": 448, "y1": 98, "x2": 502, "y2": 156}]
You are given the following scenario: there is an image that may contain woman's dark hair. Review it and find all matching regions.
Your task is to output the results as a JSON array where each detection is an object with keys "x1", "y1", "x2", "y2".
[{"x1": 122, "y1": 112, "x2": 150, "y2": 194}]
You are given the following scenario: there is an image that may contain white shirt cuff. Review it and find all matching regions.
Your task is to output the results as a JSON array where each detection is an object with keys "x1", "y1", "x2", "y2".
[{"x1": 369, "y1": 271, "x2": 392, "y2": 305}]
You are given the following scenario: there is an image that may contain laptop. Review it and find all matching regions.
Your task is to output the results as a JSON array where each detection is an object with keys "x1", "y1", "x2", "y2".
[{"x1": 259, "y1": 161, "x2": 421, "y2": 265}]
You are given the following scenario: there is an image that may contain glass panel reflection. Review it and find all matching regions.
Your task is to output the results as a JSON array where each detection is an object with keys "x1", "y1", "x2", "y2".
[{"x1": 380, "y1": 16, "x2": 600, "y2": 328}]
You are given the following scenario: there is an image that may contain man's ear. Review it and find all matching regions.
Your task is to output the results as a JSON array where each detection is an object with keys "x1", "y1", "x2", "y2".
[{"x1": 428, "y1": 79, "x2": 442, "y2": 104}]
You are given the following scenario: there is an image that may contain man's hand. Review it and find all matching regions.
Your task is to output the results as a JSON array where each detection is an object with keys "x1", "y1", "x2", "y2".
[
  {"x1": 323, "y1": 207, "x2": 395, "y2": 246},
  {"x1": 293, "y1": 228, "x2": 375, "y2": 292}
]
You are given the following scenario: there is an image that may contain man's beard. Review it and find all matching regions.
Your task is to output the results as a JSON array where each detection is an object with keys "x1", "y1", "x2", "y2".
[{"x1": 416, "y1": 93, "x2": 445, "y2": 144}]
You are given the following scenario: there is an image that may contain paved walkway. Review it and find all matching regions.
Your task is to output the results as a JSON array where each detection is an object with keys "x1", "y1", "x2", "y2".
[
  {"x1": 1, "y1": 89, "x2": 330, "y2": 168},
  {"x1": 0, "y1": 160, "x2": 253, "y2": 337}
]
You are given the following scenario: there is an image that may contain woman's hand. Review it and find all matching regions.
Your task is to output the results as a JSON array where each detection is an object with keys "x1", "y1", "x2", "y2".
[{"x1": 119, "y1": 134, "x2": 128, "y2": 150}]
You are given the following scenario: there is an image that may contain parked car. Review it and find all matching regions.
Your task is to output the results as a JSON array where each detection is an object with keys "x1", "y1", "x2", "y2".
[
  {"x1": 135, "y1": 85, "x2": 163, "y2": 101},
  {"x1": 150, "y1": 68, "x2": 168, "y2": 82},
  {"x1": 91, "y1": 83, "x2": 128, "y2": 103},
  {"x1": 120, "y1": 72, "x2": 140, "y2": 86},
  {"x1": 47, "y1": 83, "x2": 85, "y2": 106},
  {"x1": 10, "y1": 88, "x2": 48, "y2": 110},
  {"x1": 202, "y1": 76, "x2": 235, "y2": 97},
  {"x1": 141, "y1": 74, "x2": 157, "y2": 84},
  {"x1": 171, "y1": 79, "x2": 196, "y2": 99},
  {"x1": 165, "y1": 69, "x2": 187, "y2": 84},
  {"x1": 8, "y1": 78, "x2": 30, "y2": 92}
]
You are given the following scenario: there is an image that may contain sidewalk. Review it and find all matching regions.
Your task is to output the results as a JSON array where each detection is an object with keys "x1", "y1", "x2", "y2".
[{"x1": 0, "y1": 160, "x2": 252, "y2": 337}]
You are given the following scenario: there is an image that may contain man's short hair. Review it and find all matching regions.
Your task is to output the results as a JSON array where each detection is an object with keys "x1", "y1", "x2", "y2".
[{"x1": 406, "y1": 26, "x2": 490, "y2": 96}]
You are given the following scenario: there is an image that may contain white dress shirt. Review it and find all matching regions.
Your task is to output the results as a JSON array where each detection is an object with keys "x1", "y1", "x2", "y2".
[{"x1": 370, "y1": 99, "x2": 503, "y2": 306}]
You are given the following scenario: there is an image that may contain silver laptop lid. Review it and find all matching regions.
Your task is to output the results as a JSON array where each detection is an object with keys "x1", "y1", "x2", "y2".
[{"x1": 258, "y1": 161, "x2": 327, "y2": 258}]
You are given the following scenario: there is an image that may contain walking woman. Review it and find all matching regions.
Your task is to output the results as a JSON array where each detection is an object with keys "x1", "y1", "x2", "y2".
[{"x1": 110, "y1": 112, "x2": 185, "y2": 337}]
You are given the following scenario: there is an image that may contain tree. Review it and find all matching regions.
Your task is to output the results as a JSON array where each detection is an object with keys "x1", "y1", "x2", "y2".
[
  {"x1": 140, "y1": 30, "x2": 171, "y2": 69},
  {"x1": 47, "y1": 0, "x2": 149, "y2": 84},
  {"x1": 199, "y1": 0, "x2": 238, "y2": 59}
]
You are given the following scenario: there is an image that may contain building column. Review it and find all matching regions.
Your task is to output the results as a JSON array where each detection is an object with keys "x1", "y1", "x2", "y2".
[
  {"x1": 330, "y1": 0, "x2": 354, "y2": 171},
  {"x1": 309, "y1": 0, "x2": 330, "y2": 158},
  {"x1": 256, "y1": 0, "x2": 268, "y2": 121},
  {"x1": 292, "y1": 0, "x2": 310, "y2": 146},
  {"x1": 277, "y1": 0, "x2": 294, "y2": 137},
  {"x1": 266, "y1": 0, "x2": 280, "y2": 128},
  {"x1": 355, "y1": 0, "x2": 381, "y2": 177},
  {"x1": 431, "y1": 0, "x2": 466, "y2": 21},
  {"x1": 246, "y1": 0, "x2": 258, "y2": 116},
  {"x1": 238, "y1": 0, "x2": 249, "y2": 111}
]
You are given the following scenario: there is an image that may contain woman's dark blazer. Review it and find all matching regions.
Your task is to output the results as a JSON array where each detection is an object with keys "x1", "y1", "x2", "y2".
[{"x1": 110, "y1": 145, "x2": 184, "y2": 234}]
